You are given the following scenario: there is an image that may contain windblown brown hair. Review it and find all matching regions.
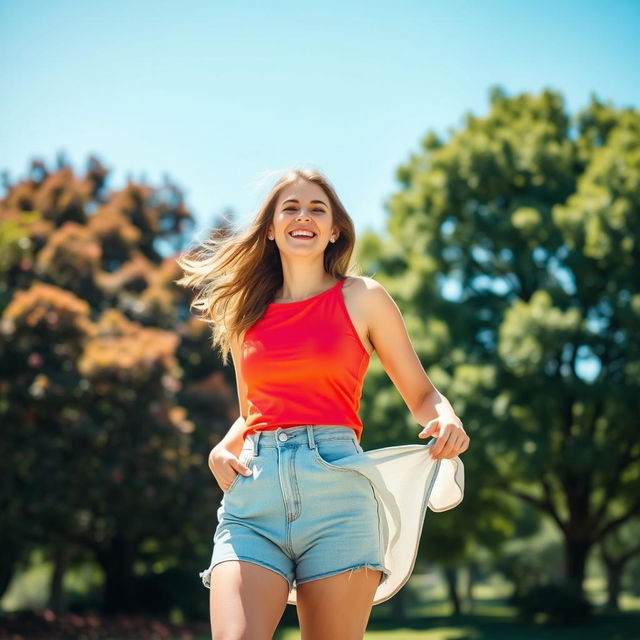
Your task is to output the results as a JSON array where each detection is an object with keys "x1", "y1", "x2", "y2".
[{"x1": 175, "y1": 168, "x2": 362, "y2": 365}]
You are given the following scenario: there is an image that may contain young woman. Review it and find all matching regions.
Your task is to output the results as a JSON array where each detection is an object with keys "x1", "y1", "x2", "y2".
[{"x1": 177, "y1": 169, "x2": 469, "y2": 640}]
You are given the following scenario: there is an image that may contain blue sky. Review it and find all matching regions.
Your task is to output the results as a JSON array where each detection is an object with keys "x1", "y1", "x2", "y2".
[{"x1": 1, "y1": 0, "x2": 638, "y2": 242}]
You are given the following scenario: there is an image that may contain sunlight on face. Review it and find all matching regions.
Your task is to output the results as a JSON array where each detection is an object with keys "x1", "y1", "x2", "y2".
[{"x1": 269, "y1": 179, "x2": 338, "y2": 252}]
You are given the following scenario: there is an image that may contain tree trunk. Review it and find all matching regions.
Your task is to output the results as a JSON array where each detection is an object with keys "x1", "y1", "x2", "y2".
[
  {"x1": 603, "y1": 560, "x2": 624, "y2": 611},
  {"x1": 95, "y1": 535, "x2": 138, "y2": 613},
  {"x1": 47, "y1": 544, "x2": 69, "y2": 613},
  {"x1": 465, "y1": 563, "x2": 478, "y2": 613},
  {"x1": 0, "y1": 540, "x2": 18, "y2": 600},
  {"x1": 564, "y1": 536, "x2": 591, "y2": 595},
  {"x1": 598, "y1": 536, "x2": 640, "y2": 612},
  {"x1": 443, "y1": 567, "x2": 461, "y2": 615},
  {"x1": 390, "y1": 586, "x2": 407, "y2": 622}
]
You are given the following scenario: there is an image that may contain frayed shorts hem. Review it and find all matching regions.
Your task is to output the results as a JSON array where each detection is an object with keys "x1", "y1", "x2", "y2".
[
  {"x1": 296, "y1": 563, "x2": 391, "y2": 587},
  {"x1": 199, "y1": 556, "x2": 294, "y2": 591}
]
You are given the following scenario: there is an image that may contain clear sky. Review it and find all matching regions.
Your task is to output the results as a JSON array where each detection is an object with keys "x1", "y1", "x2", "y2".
[{"x1": 1, "y1": 0, "x2": 638, "y2": 241}]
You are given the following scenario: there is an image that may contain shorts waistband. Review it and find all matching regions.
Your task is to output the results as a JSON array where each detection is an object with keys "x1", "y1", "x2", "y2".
[{"x1": 245, "y1": 425, "x2": 357, "y2": 457}]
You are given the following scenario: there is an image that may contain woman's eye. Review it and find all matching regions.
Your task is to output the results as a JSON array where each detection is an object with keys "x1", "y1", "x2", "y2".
[{"x1": 283, "y1": 208, "x2": 325, "y2": 213}]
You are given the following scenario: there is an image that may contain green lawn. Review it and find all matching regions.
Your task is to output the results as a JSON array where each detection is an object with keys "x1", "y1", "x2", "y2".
[
  {"x1": 183, "y1": 609, "x2": 640, "y2": 640},
  {"x1": 4, "y1": 557, "x2": 639, "y2": 640},
  {"x1": 267, "y1": 576, "x2": 640, "y2": 640},
  {"x1": 190, "y1": 587, "x2": 640, "y2": 640},
  {"x1": 271, "y1": 614, "x2": 640, "y2": 639}
]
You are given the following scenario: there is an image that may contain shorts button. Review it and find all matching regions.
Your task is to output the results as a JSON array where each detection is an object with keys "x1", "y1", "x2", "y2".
[{"x1": 278, "y1": 432, "x2": 288, "y2": 441}]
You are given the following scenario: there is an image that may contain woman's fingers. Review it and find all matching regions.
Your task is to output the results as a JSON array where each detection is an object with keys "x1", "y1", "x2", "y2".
[
  {"x1": 212, "y1": 451, "x2": 253, "y2": 491},
  {"x1": 430, "y1": 431, "x2": 470, "y2": 459}
]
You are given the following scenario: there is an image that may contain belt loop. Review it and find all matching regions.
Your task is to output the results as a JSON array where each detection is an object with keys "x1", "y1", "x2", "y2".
[
  {"x1": 253, "y1": 431, "x2": 260, "y2": 456},
  {"x1": 306, "y1": 425, "x2": 316, "y2": 449}
]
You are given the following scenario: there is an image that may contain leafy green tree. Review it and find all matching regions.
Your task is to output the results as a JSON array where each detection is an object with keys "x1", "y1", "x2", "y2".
[{"x1": 358, "y1": 86, "x2": 640, "y2": 600}]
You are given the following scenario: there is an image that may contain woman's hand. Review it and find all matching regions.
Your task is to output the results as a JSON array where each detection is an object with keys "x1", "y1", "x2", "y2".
[
  {"x1": 418, "y1": 414, "x2": 469, "y2": 460},
  {"x1": 208, "y1": 445, "x2": 253, "y2": 492}
]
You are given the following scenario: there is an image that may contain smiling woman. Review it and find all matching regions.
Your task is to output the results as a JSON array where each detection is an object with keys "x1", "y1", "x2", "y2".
[
  {"x1": 265, "y1": 179, "x2": 346, "y2": 303},
  {"x1": 175, "y1": 167, "x2": 467, "y2": 640},
  {"x1": 175, "y1": 169, "x2": 358, "y2": 367}
]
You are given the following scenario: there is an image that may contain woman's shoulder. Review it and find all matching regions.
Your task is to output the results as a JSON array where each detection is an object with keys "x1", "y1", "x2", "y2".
[
  {"x1": 341, "y1": 276, "x2": 392, "y2": 317},
  {"x1": 343, "y1": 275, "x2": 387, "y2": 298},
  {"x1": 343, "y1": 276, "x2": 398, "y2": 318}
]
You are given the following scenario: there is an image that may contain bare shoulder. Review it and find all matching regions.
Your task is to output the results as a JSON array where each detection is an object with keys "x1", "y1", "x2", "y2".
[
  {"x1": 343, "y1": 275, "x2": 392, "y2": 305},
  {"x1": 342, "y1": 276, "x2": 397, "y2": 346},
  {"x1": 343, "y1": 274, "x2": 382, "y2": 292},
  {"x1": 344, "y1": 274, "x2": 406, "y2": 335}
]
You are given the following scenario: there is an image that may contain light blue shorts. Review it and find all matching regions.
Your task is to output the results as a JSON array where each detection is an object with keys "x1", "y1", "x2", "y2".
[{"x1": 199, "y1": 424, "x2": 391, "y2": 594}]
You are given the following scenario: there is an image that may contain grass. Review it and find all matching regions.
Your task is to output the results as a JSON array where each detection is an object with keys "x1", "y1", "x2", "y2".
[
  {"x1": 187, "y1": 577, "x2": 640, "y2": 640},
  {"x1": 4, "y1": 557, "x2": 639, "y2": 639},
  {"x1": 271, "y1": 613, "x2": 640, "y2": 639}
]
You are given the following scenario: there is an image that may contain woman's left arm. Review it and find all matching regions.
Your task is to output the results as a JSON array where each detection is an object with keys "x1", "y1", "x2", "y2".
[{"x1": 364, "y1": 277, "x2": 470, "y2": 460}]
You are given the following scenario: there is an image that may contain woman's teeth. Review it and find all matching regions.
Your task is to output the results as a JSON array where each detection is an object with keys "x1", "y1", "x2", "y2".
[{"x1": 289, "y1": 233, "x2": 316, "y2": 239}]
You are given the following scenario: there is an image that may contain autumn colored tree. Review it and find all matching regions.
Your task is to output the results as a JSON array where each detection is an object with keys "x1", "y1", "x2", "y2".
[{"x1": 0, "y1": 157, "x2": 236, "y2": 614}]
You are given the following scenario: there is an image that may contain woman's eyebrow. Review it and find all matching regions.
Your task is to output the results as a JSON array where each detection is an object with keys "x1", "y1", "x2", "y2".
[{"x1": 281, "y1": 198, "x2": 328, "y2": 207}]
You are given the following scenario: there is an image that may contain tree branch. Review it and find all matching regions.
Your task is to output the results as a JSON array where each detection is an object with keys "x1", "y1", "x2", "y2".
[
  {"x1": 591, "y1": 446, "x2": 637, "y2": 529},
  {"x1": 497, "y1": 479, "x2": 568, "y2": 535},
  {"x1": 595, "y1": 496, "x2": 640, "y2": 541}
]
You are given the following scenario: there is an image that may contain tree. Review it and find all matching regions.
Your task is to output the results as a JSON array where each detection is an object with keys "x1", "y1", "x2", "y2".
[
  {"x1": 360, "y1": 86, "x2": 640, "y2": 599},
  {"x1": 0, "y1": 157, "x2": 236, "y2": 613},
  {"x1": 598, "y1": 517, "x2": 640, "y2": 611}
]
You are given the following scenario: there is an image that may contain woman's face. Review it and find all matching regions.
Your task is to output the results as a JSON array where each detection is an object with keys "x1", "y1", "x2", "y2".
[{"x1": 268, "y1": 180, "x2": 339, "y2": 253}]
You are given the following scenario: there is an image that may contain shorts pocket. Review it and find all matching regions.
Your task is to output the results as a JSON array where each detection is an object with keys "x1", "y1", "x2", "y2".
[
  {"x1": 224, "y1": 448, "x2": 254, "y2": 495},
  {"x1": 312, "y1": 437, "x2": 361, "y2": 470}
]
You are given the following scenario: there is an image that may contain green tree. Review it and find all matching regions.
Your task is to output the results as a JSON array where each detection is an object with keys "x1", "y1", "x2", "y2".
[{"x1": 359, "y1": 86, "x2": 640, "y2": 600}]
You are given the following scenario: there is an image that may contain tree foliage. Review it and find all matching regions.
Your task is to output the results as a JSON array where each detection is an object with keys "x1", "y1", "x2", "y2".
[
  {"x1": 359, "y1": 86, "x2": 640, "y2": 597},
  {"x1": 0, "y1": 157, "x2": 236, "y2": 613}
]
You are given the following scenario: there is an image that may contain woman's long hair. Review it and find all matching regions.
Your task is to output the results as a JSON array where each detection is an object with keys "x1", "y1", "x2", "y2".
[{"x1": 175, "y1": 168, "x2": 361, "y2": 365}]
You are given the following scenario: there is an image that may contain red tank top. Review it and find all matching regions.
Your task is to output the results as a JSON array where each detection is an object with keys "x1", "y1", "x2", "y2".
[{"x1": 240, "y1": 277, "x2": 370, "y2": 442}]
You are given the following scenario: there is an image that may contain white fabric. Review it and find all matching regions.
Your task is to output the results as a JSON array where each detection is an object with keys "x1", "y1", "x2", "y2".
[{"x1": 286, "y1": 440, "x2": 465, "y2": 606}]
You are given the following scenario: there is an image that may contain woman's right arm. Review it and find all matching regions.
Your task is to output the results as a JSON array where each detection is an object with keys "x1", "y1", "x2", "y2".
[
  {"x1": 208, "y1": 331, "x2": 254, "y2": 489},
  {"x1": 214, "y1": 414, "x2": 247, "y2": 459}
]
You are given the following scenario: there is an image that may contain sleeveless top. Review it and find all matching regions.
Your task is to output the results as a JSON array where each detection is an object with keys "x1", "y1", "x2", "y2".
[{"x1": 240, "y1": 277, "x2": 370, "y2": 442}]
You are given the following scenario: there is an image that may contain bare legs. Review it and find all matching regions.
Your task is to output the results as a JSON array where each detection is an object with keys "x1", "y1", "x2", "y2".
[
  {"x1": 297, "y1": 567, "x2": 382, "y2": 640},
  {"x1": 208, "y1": 560, "x2": 381, "y2": 640},
  {"x1": 209, "y1": 560, "x2": 289, "y2": 640}
]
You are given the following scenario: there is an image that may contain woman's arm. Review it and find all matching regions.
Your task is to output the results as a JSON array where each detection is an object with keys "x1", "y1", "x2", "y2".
[
  {"x1": 362, "y1": 277, "x2": 470, "y2": 459},
  {"x1": 214, "y1": 414, "x2": 247, "y2": 458},
  {"x1": 213, "y1": 330, "x2": 251, "y2": 459}
]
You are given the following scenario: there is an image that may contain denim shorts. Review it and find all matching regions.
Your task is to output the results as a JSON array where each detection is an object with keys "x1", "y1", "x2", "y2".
[{"x1": 199, "y1": 424, "x2": 392, "y2": 597}]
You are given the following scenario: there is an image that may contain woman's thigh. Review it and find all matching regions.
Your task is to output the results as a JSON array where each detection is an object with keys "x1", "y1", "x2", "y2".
[
  {"x1": 209, "y1": 560, "x2": 290, "y2": 640},
  {"x1": 296, "y1": 567, "x2": 382, "y2": 640}
]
